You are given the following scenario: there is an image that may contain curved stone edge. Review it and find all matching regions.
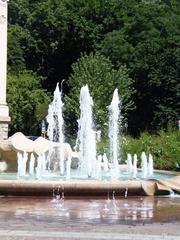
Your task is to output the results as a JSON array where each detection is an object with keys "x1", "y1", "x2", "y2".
[
  {"x1": 0, "y1": 180, "x2": 142, "y2": 196},
  {"x1": 0, "y1": 177, "x2": 179, "y2": 196}
]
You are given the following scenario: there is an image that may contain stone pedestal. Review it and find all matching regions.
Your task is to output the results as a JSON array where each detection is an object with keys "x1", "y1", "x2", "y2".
[
  {"x1": 0, "y1": 0, "x2": 10, "y2": 140},
  {"x1": 0, "y1": 105, "x2": 10, "y2": 140},
  {"x1": 0, "y1": 117, "x2": 10, "y2": 140}
]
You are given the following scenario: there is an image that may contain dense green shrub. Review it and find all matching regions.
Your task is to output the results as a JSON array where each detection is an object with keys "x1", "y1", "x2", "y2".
[
  {"x1": 121, "y1": 130, "x2": 180, "y2": 171},
  {"x1": 7, "y1": 71, "x2": 51, "y2": 135},
  {"x1": 97, "y1": 129, "x2": 179, "y2": 171}
]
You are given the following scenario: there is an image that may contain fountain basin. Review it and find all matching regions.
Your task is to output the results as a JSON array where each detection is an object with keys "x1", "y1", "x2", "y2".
[
  {"x1": 0, "y1": 172, "x2": 179, "y2": 196},
  {"x1": 0, "y1": 170, "x2": 176, "y2": 181},
  {"x1": 0, "y1": 132, "x2": 179, "y2": 196}
]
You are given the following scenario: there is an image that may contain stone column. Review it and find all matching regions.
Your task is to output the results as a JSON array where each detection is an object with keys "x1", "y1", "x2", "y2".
[{"x1": 0, "y1": 0, "x2": 11, "y2": 140}]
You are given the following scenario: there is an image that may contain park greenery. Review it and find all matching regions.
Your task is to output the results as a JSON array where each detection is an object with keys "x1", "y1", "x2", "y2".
[
  {"x1": 6, "y1": 0, "x2": 180, "y2": 169},
  {"x1": 7, "y1": 71, "x2": 50, "y2": 135},
  {"x1": 97, "y1": 128, "x2": 180, "y2": 171},
  {"x1": 122, "y1": 129, "x2": 180, "y2": 171},
  {"x1": 64, "y1": 53, "x2": 135, "y2": 137},
  {"x1": 124, "y1": 130, "x2": 180, "y2": 171}
]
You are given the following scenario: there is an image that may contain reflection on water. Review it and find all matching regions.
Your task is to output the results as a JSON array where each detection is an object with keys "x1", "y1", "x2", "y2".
[{"x1": 0, "y1": 196, "x2": 179, "y2": 225}]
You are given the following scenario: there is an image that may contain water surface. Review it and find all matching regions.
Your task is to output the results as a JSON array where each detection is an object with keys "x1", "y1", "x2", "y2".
[{"x1": 0, "y1": 196, "x2": 179, "y2": 228}]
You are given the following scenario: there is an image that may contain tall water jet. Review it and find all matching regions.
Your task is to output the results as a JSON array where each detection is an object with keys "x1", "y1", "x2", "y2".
[
  {"x1": 22, "y1": 151, "x2": 28, "y2": 176},
  {"x1": 46, "y1": 83, "x2": 65, "y2": 175},
  {"x1": 76, "y1": 85, "x2": 96, "y2": 178},
  {"x1": 141, "y1": 152, "x2": 148, "y2": 179},
  {"x1": 103, "y1": 153, "x2": 109, "y2": 172},
  {"x1": 29, "y1": 153, "x2": 35, "y2": 176},
  {"x1": 36, "y1": 154, "x2": 44, "y2": 179},
  {"x1": 108, "y1": 89, "x2": 121, "y2": 179},
  {"x1": 148, "y1": 154, "x2": 154, "y2": 177},
  {"x1": 127, "y1": 153, "x2": 133, "y2": 174},
  {"x1": 96, "y1": 155, "x2": 102, "y2": 179},
  {"x1": 133, "y1": 154, "x2": 138, "y2": 179},
  {"x1": 17, "y1": 152, "x2": 23, "y2": 178},
  {"x1": 66, "y1": 156, "x2": 71, "y2": 180}
]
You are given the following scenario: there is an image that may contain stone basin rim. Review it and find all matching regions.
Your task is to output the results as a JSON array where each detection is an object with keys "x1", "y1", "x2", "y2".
[{"x1": 0, "y1": 170, "x2": 179, "y2": 196}]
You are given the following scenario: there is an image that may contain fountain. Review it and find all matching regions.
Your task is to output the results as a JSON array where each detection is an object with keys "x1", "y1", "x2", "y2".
[
  {"x1": 127, "y1": 153, "x2": 133, "y2": 175},
  {"x1": 46, "y1": 83, "x2": 65, "y2": 175},
  {"x1": 148, "y1": 154, "x2": 154, "y2": 177},
  {"x1": 96, "y1": 155, "x2": 102, "y2": 179},
  {"x1": 141, "y1": 152, "x2": 148, "y2": 179},
  {"x1": 17, "y1": 152, "x2": 23, "y2": 178},
  {"x1": 0, "y1": 3, "x2": 179, "y2": 235},
  {"x1": 133, "y1": 154, "x2": 138, "y2": 179},
  {"x1": 0, "y1": 84, "x2": 179, "y2": 196},
  {"x1": 108, "y1": 89, "x2": 121, "y2": 179},
  {"x1": 102, "y1": 153, "x2": 109, "y2": 172},
  {"x1": 29, "y1": 153, "x2": 35, "y2": 176},
  {"x1": 76, "y1": 85, "x2": 97, "y2": 178}
]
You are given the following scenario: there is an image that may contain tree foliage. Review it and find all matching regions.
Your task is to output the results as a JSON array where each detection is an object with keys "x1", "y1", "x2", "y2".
[
  {"x1": 7, "y1": 71, "x2": 51, "y2": 135},
  {"x1": 64, "y1": 53, "x2": 135, "y2": 137},
  {"x1": 8, "y1": 0, "x2": 125, "y2": 89},
  {"x1": 7, "y1": 0, "x2": 180, "y2": 134},
  {"x1": 98, "y1": 2, "x2": 180, "y2": 133}
]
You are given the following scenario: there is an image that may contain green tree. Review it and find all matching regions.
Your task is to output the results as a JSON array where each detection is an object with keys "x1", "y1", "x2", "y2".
[
  {"x1": 98, "y1": 2, "x2": 180, "y2": 133},
  {"x1": 8, "y1": 0, "x2": 180, "y2": 134},
  {"x1": 8, "y1": 0, "x2": 130, "y2": 90},
  {"x1": 64, "y1": 52, "x2": 135, "y2": 138},
  {"x1": 8, "y1": 25, "x2": 30, "y2": 72},
  {"x1": 7, "y1": 71, "x2": 51, "y2": 135}
]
